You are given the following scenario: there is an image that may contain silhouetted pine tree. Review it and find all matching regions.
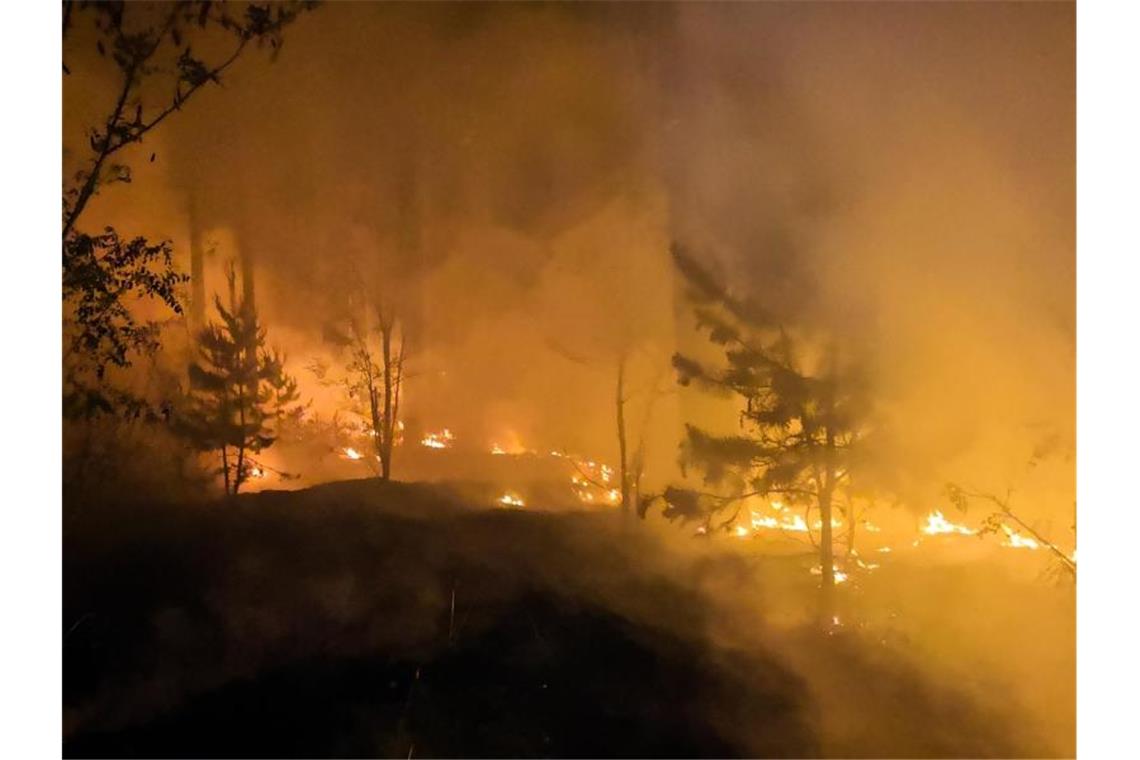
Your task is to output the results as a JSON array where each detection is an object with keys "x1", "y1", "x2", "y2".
[
  {"x1": 178, "y1": 265, "x2": 300, "y2": 494},
  {"x1": 660, "y1": 244, "x2": 871, "y2": 621}
]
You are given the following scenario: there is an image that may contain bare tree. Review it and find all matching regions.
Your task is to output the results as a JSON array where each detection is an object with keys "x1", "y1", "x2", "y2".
[{"x1": 342, "y1": 302, "x2": 408, "y2": 481}]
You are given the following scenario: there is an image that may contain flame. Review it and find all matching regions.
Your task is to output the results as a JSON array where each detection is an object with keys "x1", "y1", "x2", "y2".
[
  {"x1": 489, "y1": 431, "x2": 530, "y2": 456},
  {"x1": 751, "y1": 511, "x2": 810, "y2": 533},
  {"x1": 343, "y1": 447, "x2": 363, "y2": 460},
  {"x1": 921, "y1": 510, "x2": 974, "y2": 536},
  {"x1": 248, "y1": 466, "x2": 265, "y2": 479},
  {"x1": 420, "y1": 428, "x2": 455, "y2": 449},
  {"x1": 498, "y1": 493, "x2": 525, "y2": 507},
  {"x1": 734, "y1": 525, "x2": 750, "y2": 538},
  {"x1": 1001, "y1": 524, "x2": 1040, "y2": 550},
  {"x1": 561, "y1": 454, "x2": 619, "y2": 506},
  {"x1": 864, "y1": 522, "x2": 882, "y2": 533}
]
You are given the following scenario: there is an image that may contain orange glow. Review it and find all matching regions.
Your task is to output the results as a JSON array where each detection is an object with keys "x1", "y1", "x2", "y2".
[
  {"x1": 420, "y1": 428, "x2": 455, "y2": 449},
  {"x1": 921, "y1": 510, "x2": 974, "y2": 536}
]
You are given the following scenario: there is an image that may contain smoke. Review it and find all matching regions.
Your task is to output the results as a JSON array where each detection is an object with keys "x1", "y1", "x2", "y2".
[{"x1": 63, "y1": 3, "x2": 1074, "y2": 752}]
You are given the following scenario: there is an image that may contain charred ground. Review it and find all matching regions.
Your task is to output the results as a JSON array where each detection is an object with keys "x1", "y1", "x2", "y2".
[{"x1": 63, "y1": 480, "x2": 1064, "y2": 758}]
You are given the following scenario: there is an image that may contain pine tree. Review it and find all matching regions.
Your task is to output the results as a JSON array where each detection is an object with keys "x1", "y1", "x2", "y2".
[
  {"x1": 661, "y1": 244, "x2": 872, "y2": 621},
  {"x1": 178, "y1": 265, "x2": 301, "y2": 495}
]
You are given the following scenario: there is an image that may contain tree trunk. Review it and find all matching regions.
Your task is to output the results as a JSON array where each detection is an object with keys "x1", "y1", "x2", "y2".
[
  {"x1": 818, "y1": 425, "x2": 837, "y2": 623},
  {"x1": 616, "y1": 355, "x2": 631, "y2": 516},
  {"x1": 379, "y1": 322, "x2": 394, "y2": 481},
  {"x1": 818, "y1": 480, "x2": 836, "y2": 620},
  {"x1": 220, "y1": 445, "x2": 231, "y2": 496}
]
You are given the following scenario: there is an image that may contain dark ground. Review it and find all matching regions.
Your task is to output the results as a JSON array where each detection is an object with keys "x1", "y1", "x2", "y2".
[{"x1": 63, "y1": 479, "x2": 1064, "y2": 758}]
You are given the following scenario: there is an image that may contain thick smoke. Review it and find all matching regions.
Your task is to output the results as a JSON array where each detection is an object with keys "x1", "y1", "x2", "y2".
[{"x1": 63, "y1": 2, "x2": 1075, "y2": 753}]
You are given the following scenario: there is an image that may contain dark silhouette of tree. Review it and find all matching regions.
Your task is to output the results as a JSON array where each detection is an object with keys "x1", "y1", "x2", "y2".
[
  {"x1": 338, "y1": 303, "x2": 408, "y2": 482},
  {"x1": 177, "y1": 264, "x2": 302, "y2": 495},
  {"x1": 657, "y1": 244, "x2": 873, "y2": 621},
  {"x1": 62, "y1": 1, "x2": 315, "y2": 408}
]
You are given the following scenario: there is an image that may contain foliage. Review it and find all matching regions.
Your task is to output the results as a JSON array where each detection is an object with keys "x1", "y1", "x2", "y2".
[
  {"x1": 662, "y1": 245, "x2": 868, "y2": 510},
  {"x1": 657, "y1": 244, "x2": 878, "y2": 606},
  {"x1": 63, "y1": 227, "x2": 189, "y2": 394},
  {"x1": 176, "y1": 266, "x2": 303, "y2": 494},
  {"x1": 62, "y1": 1, "x2": 316, "y2": 414}
]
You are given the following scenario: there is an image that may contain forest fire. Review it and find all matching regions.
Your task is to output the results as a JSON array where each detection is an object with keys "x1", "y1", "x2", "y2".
[
  {"x1": 420, "y1": 428, "x2": 455, "y2": 450},
  {"x1": 55, "y1": 1, "x2": 1081, "y2": 757}
]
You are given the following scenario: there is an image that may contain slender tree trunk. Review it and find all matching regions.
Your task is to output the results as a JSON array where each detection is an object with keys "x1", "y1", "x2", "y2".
[
  {"x1": 235, "y1": 398, "x2": 246, "y2": 495},
  {"x1": 379, "y1": 323, "x2": 394, "y2": 481},
  {"x1": 616, "y1": 355, "x2": 631, "y2": 516},
  {"x1": 818, "y1": 426, "x2": 837, "y2": 623},
  {"x1": 221, "y1": 445, "x2": 231, "y2": 496}
]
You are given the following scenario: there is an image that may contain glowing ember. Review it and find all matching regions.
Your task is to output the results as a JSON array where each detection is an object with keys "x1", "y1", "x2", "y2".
[
  {"x1": 498, "y1": 493, "x2": 525, "y2": 507},
  {"x1": 421, "y1": 428, "x2": 455, "y2": 449},
  {"x1": 864, "y1": 522, "x2": 882, "y2": 533},
  {"x1": 734, "y1": 525, "x2": 750, "y2": 538},
  {"x1": 561, "y1": 454, "x2": 620, "y2": 506},
  {"x1": 921, "y1": 510, "x2": 974, "y2": 536},
  {"x1": 490, "y1": 444, "x2": 507, "y2": 455},
  {"x1": 343, "y1": 447, "x2": 363, "y2": 460},
  {"x1": 877, "y1": 546, "x2": 892, "y2": 553},
  {"x1": 248, "y1": 466, "x2": 265, "y2": 479}
]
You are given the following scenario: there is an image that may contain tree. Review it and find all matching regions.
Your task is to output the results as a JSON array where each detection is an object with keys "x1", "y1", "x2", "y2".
[
  {"x1": 177, "y1": 264, "x2": 302, "y2": 495},
  {"x1": 340, "y1": 302, "x2": 408, "y2": 482},
  {"x1": 658, "y1": 244, "x2": 873, "y2": 621},
  {"x1": 62, "y1": 1, "x2": 315, "y2": 405}
]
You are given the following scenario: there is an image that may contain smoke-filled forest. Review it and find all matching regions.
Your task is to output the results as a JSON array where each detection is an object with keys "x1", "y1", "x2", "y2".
[{"x1": 56, "y1": 1, "x2": 1077, "y2": 757}]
